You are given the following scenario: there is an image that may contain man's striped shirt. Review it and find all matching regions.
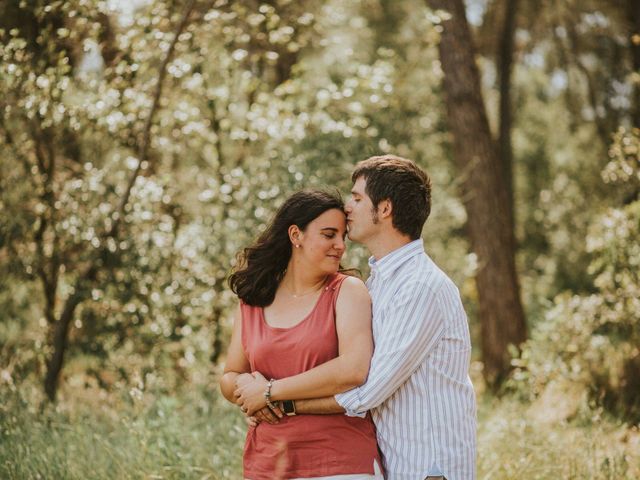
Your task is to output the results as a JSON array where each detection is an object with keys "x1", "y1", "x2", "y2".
[{"x1": 335, "y1": 240, "x2": 477, "y2": 480}]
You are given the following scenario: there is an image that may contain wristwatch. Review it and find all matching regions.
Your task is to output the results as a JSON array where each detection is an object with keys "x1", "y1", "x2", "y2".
[{"x1": 282, "y1": 399, "x2": 297, "y2": 416}]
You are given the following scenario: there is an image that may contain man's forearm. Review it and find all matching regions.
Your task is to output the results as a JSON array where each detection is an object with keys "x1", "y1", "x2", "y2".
[{"x1": 295, "y1": 396, "x2": 345, "y2": 414}]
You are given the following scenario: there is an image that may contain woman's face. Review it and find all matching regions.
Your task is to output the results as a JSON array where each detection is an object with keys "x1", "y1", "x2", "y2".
[{"x1": 296, "y1": 208, "x2": 347, "y2": 274}]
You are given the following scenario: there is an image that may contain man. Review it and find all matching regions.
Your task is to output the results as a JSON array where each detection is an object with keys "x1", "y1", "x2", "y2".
[{"x1": 237, "y1": 155, "x2": 476, "y2": 479}]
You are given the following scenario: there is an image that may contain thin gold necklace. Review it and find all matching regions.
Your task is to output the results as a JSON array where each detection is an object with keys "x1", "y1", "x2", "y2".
[{"x1": 283, "y1": 276, "x2": 328, "y2": 298}]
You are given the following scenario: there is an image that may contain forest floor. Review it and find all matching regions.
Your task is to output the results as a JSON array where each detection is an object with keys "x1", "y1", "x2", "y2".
[{"x1": 1, "y1": 382, "x2": 639, "y2": 479}]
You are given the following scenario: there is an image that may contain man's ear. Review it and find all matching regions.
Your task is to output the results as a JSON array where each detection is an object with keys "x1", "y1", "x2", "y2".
[{"x1": 379, "y1": 199, "x2": 393, "y2": 219}]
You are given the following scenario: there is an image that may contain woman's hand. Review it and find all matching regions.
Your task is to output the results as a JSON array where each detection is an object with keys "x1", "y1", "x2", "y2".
[
  {"x1": 235, "y1": 372, "x2": 283, "y2": 423},
  {"x1": 234, "y1": 371, "x2": 274, "y2": 416},
  {"x1": 234, "y1": 372, "x2": 255, "y2": 389}
]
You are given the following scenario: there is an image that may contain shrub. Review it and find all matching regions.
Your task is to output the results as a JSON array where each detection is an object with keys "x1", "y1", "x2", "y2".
[{"x1": 512, "y1": 128, "x2": 640, "y2": 421}]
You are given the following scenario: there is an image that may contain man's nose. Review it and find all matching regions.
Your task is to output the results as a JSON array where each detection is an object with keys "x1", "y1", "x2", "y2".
[{"x1": 344, "y1": 201, "x2": 353, "y2": 213}]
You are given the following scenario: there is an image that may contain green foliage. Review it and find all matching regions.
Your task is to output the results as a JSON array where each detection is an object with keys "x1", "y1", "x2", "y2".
[
  {"x1": 512, "y1": 67, "x2": 611, "y2": 324},
  {"x1": 0, "y1": 0, "x2": 639, "y2": 475},
  {"x1": 512, "y1": 128, "x2": 640, "y2": 421},
  {"x1": 1, "y1": 0, "x2": 461, "y2": 396}
]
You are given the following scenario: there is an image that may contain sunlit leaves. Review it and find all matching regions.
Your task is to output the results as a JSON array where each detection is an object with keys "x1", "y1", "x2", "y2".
[
  {"x1": 0, "y1": 0, "x2": 462, "y2": 393},
  {"x1": 514, "y1": 128, "x2": 640, "y2": 420}
]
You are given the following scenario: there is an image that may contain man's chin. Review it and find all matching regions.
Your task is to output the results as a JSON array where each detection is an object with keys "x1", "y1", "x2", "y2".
[{"x1": 347, "y1": 231, "x2": 361, "y2": 243}]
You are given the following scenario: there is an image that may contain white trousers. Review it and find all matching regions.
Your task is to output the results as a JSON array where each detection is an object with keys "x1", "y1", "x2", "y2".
[{"x1": 247, "y1": 459, "x2": 385, "y2": 480}]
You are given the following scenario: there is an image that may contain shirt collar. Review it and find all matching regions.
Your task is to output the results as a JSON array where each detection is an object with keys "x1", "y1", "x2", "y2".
[{"x1": 368, "y1": 239, "x2": 425, "y2": 279}]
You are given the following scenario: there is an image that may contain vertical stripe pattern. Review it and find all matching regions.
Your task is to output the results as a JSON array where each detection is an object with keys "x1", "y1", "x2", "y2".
[{"x1": 335, "y1": 240, "x2": 477, "y2": 480}]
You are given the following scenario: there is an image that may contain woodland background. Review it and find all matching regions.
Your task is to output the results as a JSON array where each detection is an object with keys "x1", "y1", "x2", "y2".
[{"x1": 0, "y1": 0, "x2": 639, "y2": 478}]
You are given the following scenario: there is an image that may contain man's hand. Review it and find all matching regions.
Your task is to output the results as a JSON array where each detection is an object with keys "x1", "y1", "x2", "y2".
[
  {"x1": 245, "y1": 415, "x2": 259, "y2": 428},
  {"x1": 242, "y1": 404, "x2": 283, "y2": 427},
  {"x1": 254, "y1": 405, "x2": 283, "y2": 424}
]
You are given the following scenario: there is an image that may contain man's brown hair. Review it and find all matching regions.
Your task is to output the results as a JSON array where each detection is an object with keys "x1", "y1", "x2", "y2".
[{"x1": 351, "y1": 154, "x2": 431, "y2": 240}]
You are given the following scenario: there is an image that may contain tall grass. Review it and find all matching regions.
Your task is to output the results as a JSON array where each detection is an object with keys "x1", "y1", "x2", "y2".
[
  {"x1": 477, "y1": 396, "x2": 640, "y2": 479},
  {"x1": 1, "y1": 384, "x2": 639, "y2": 479},
  {"x1": 0, "y1": 384, "x2": 245, "y2": 479}
]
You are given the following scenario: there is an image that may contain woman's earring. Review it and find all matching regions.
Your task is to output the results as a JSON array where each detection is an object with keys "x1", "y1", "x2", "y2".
[{"x1": 295, "y1": 244, "x2": 300, "y2": 248}]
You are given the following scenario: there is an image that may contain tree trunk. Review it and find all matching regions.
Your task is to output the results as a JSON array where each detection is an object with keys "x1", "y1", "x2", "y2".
[
  {"x1": 628, "y1": 0, "x2": 640, "y2": 128},
  {"x1": 497, "y1": 0, "x2": 518, "y2": 231},
  {"x1": 210, "y1": 305, "x2": 225, "y2": 366},
  {"x1": 427, "y1": 0, "x2": 527, "y2": 386},
  {"x1": 44, "y1": 286, "x2": 87, "y2": 401}
]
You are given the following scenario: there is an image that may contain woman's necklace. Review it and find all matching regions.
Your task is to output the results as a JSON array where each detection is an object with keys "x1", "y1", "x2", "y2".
[{"x1": 283, "y1": 276, "x2": 328, "y2": 298}]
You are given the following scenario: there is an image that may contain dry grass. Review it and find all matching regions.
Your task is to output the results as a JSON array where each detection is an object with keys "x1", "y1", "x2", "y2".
[
  {"x1": 477, "y1": 395, "x2": 640, "y2": 479},
  {"x1": 1, "y1": 383, "x2": 639, "y2": 479}
]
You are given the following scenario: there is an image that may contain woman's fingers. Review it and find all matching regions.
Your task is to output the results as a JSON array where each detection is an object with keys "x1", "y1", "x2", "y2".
[
  {"x1": 234, "y1": 378, "x2": 270, "y2": 415},
  {"x1": 242, "y1": 397, "x2": 267, "y2": 416},
  {"x1": 233, "y1": 387, "x2": 242, "y2": 400}
]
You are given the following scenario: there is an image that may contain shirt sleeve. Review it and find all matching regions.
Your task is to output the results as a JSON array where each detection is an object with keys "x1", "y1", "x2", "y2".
[{"x1": 335, "y1": 279, "x2": 447, "y2": 415}]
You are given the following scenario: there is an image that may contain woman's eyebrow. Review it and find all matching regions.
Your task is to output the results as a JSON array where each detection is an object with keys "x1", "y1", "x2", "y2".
[{"x1": 320, "y1": 227, "x2": 339, "y2": 232}]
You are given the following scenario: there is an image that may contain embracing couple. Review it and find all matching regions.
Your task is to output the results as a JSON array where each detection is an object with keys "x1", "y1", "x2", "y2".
[{"x1": 220, "y1": 155, "x2": 477, "y2": 480}]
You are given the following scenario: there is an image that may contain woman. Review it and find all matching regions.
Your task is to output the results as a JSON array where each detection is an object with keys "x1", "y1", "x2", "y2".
[{"x1": 219, "y1": 190, "x2": 383, "y2": 480}]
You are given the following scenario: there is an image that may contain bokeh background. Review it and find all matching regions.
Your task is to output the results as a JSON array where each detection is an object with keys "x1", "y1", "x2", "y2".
[{"x1": 1, "y1": 0, "x2": 639, "y2": 478}]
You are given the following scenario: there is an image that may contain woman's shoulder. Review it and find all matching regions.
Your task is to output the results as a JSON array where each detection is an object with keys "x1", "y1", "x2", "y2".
[
  {"x1": 334, "y1": 274, "x2": 370, "y2": 304},
  {"x1": 328, "y1": 272, "x2": 364, "y2": 289},
  {"x1": 338, "y1": 273, "x2": 365, "y2": 288}
]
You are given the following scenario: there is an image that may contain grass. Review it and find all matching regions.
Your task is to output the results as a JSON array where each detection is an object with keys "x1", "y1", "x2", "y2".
[
  {"x1": 0, "y1": 384, "x2": 245, "y2": 479},
  {"x1": 476, "y1": 396, "x2": 640, "y2": 479},
  {"x1": 1, "y1": 383, "x2": 639, "y2": 479}
]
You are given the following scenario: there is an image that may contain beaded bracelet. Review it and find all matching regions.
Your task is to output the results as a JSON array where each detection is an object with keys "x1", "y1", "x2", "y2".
[{"x1": 264, "y1": 378, "x2": 277, "y2": 410}]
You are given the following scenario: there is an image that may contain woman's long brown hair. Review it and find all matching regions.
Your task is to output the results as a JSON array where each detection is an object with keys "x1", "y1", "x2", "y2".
[{"x1": 228, "y1": 189, "x2": 344, "y2": 307}]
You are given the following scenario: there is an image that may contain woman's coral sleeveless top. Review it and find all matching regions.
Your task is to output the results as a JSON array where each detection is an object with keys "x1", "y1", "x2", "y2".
[{"x1": 240, "y1": 273, "x2": 380, "y2": 480}]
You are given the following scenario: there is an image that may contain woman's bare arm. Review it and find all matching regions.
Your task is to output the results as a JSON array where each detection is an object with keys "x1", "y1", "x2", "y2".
[
  {"x1": 235, "y1": 277, "x2": 373, "y2": 414},
  {"x1": 219, "y1": 305, "x2": 252, "y2": 403}
]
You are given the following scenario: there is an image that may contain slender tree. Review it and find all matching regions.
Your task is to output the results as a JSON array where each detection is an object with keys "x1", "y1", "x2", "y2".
[
  {"x1": 497, "y1": 0, "x2": 519, "y2": 230},
  {"x1": 42, "y1": 0, "x2": 198, "y2": 401},
  {"x1": 628, "y1": 0, "x2": 640, "y2": 128},
  {"x1": 427, "y1": 0, "x2": 527, "y2": 385}
]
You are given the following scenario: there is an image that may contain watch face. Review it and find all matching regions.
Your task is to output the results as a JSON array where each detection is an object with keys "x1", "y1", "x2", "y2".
[{"x1": 282, "y1": 400, "x2": 296, "y2": 415}]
